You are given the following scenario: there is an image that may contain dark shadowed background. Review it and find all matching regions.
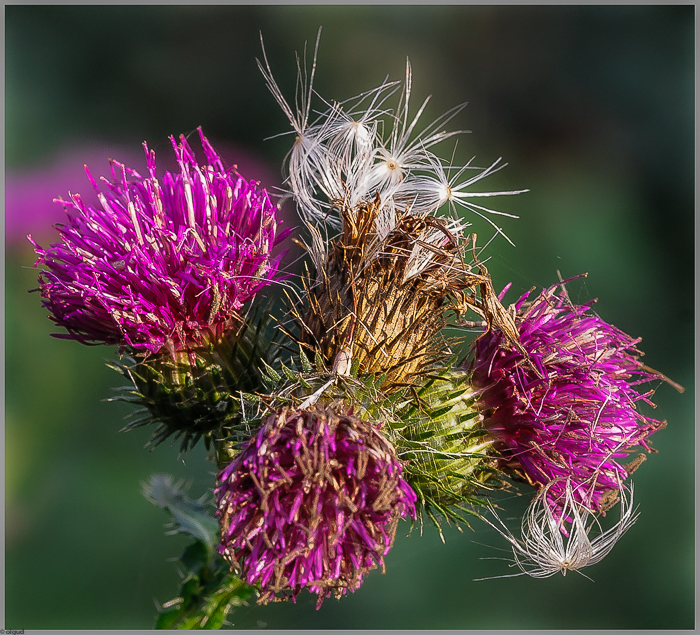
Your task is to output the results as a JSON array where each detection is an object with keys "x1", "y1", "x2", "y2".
[{"x1": 6, "y1": 5, "x2": 694, "y2": 629}]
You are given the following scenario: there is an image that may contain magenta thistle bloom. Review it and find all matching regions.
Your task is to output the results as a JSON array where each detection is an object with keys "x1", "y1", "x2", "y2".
[
  {"x1": 30, "y1": 128, "x2": 287, "y2": 354},
  {"x1": 468, "y1": 277, "x2": 665, "y2": 515},
  {"x1": 215, "y1": 406, "x2": 417, "y2": 607}
]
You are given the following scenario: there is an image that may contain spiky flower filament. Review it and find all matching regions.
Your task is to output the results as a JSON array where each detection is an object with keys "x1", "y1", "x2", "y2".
[
  {"x1": 468, "y1": 276, "x2": 668, "y2": 514},
  {"x1": 31, "y1": 127, "x2": 287, "y2": 355},
  {"x1": 215, "y1": 405, "x2": 417, "y2": 607}
]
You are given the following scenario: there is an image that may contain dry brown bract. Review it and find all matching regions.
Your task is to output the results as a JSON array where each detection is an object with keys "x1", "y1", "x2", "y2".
[{"x1": 288, "y1": 194, "x2": 526, "y2": 392}]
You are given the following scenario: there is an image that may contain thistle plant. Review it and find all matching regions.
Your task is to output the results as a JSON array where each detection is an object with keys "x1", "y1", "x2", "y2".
[
  {"x1": 26, "y1": 29, "x2": 682, "y2": 628},
  {"x1": 31, "y1": 127, "x2": 288, "y2": 452}
]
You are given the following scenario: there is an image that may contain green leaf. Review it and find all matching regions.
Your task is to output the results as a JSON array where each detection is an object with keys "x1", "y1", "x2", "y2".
[
  {"x1": 145, "y1": 474, "x2": 258, "y2": 629},
  {"x1": 142, "y1": 474, "x2": 218, "y2": 552},
  {"x1": 154, "y1": 546, "x2": 256, "y2": 630}
]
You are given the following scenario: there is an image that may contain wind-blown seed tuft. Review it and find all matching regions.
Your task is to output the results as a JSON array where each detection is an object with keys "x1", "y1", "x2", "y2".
[
  {"x1": 476, "y1": 477, "x2": 639, "y2": 580},
  {"x1": 259, "y1": 32, "x2": 526, "y2": 241}
]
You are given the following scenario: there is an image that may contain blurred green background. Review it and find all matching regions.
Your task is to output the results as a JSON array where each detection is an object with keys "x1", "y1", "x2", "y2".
[{"x1": 6, "y1": 5, "x2": 694, "y2": 629}]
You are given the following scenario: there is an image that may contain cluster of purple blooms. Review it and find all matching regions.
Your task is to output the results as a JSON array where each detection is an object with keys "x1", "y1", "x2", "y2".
[
  {"x1": 30, "y1": 130, "x2": 420, "y2": 605},
  {"x1": 29, "y1": 78, "x2": 673, "y2": 605}
]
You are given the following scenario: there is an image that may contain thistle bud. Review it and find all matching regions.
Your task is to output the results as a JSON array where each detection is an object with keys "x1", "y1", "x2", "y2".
[
  {"x1": 388, "y1": 368, "x2": 502, "y2": 529},
  {"x1": 299, "y1": 197, "x2": 480, "y2": 392}
]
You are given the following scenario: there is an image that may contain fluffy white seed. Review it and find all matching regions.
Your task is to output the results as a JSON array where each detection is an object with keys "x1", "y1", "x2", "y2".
[{"x1": 475, "y1": 476, "x2": 639, "y2": 580}]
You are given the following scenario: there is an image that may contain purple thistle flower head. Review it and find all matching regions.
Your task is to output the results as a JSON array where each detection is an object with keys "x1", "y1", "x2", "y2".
[
  {"x1": 30, "y1": 128, "x2": 288, "y2": 354},
  {"x1": 215, "y1": 406, "x2": 417, "y2": 608},
  {"x1": 468, "y1": 276, "x2": 665, "y2": 515}
]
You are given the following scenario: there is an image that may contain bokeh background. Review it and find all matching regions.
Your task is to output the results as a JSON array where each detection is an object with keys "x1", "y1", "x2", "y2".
[{"x1": 6, "y1": 5, "x2": 694, "y2": 630}]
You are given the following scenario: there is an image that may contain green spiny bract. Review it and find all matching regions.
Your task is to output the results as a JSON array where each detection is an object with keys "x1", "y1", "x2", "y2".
[
  {"x1": 213, "y1": 347, "x2": 402, "y2": 466},
  {"x1": 224, "y1": 345, "x2": 504, "y2": 535},
  {"x1": 386, "y1": 365, "x2": 504, "y2": 536},
  {"x1": 109, "y1": 311, "x2": 275, "y2": 454}
]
